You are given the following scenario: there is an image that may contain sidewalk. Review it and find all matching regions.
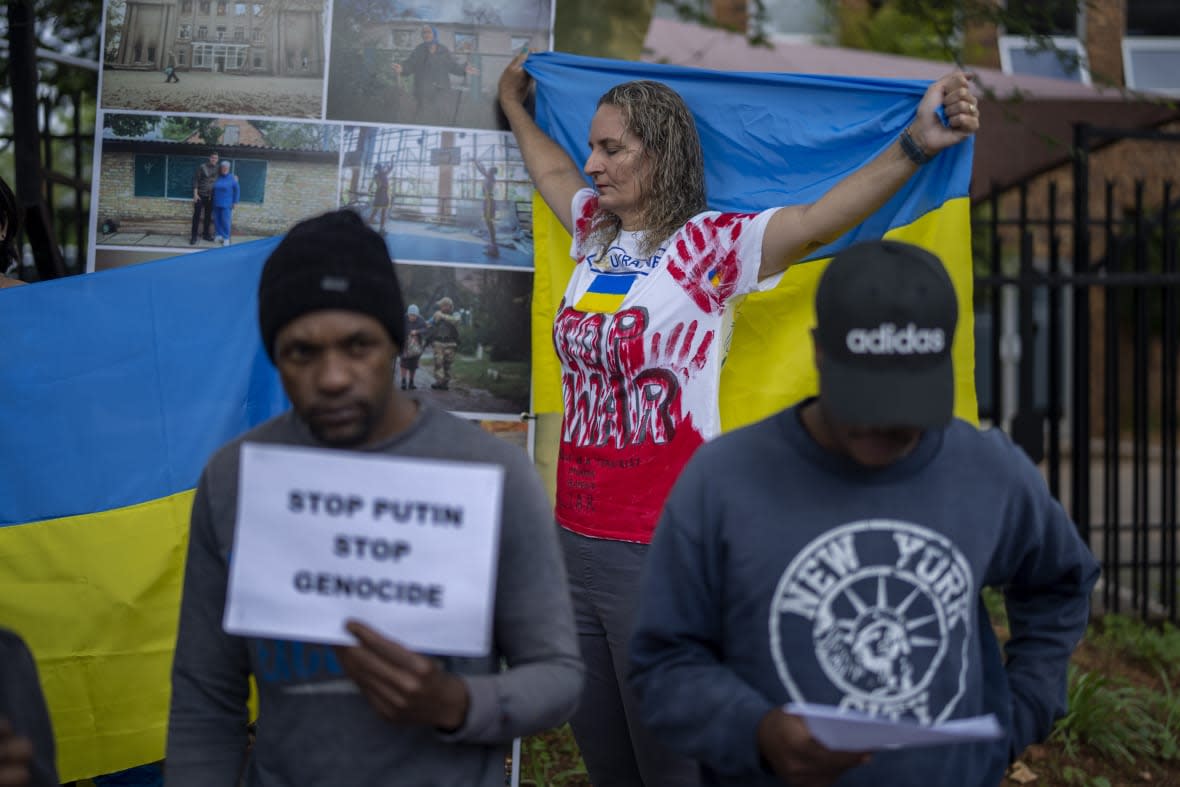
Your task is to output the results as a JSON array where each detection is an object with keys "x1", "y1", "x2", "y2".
[{"x1": 99, "y1": 218, "x2": 269, "y2": 250}]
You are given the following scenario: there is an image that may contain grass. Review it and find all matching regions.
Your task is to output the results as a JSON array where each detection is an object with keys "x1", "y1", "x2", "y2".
[
  {"x1": 1051, "y1": 666, "x2": 1172, "y2": 764},
  {"x1": 1089, "y1": 615, "x2": 1180, "y2": 681},
  {"x1": 1008, "y1": 613, "x2": 1180, "y2": 785},
  {"x1": 516, "y1": 725, "x2": 588, "y2": 787}
]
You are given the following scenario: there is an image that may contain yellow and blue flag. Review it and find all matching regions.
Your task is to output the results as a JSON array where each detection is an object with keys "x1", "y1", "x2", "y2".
[
  {"x1": 0, "y1": 239, "x2": 287, "y2": 780},
  {"x1": 525, "y1": 52, "x2": 978, "y2": 428},
  {"x1": 573, "y1": 271, "x2": 637, "y2": 313}
]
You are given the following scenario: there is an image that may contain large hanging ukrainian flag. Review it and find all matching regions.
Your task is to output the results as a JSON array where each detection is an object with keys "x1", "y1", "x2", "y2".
[
  {"x1": 526, "y1": 52, "x2": 978, "y2": 427},
  {"x1": 0, "y1": 239, "x2": 287, "y2": 781}
]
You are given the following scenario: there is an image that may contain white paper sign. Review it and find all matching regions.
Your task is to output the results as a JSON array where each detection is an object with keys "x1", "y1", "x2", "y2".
[
  {"x1": 223, "y1": 443, "x2": 504, "y2": 656},
  {"x1": 785, "y1": 703, "x2": 1004, "y2": 751}
]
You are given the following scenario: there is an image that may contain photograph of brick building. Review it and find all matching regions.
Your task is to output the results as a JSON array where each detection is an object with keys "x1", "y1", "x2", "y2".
[
  {"x1": 100, "y1": 0, "x2": 327, "y2": 118},
  {"x1": 94, "y1": 115, "x2": 341, "y2": 255},
  {"x1": 325, "y1": 0, "x2": 551, "y2": 129}
]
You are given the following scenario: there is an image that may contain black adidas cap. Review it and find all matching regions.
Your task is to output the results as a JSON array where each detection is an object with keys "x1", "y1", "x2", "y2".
[{"x1": 814, "y1": 240, "x2": 958, "y2": 428}]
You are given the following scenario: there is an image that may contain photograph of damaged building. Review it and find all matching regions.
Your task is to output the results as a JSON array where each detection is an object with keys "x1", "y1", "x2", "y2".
[{"x1": 100, "y1": 0, "x2": 327, "y2": 117}]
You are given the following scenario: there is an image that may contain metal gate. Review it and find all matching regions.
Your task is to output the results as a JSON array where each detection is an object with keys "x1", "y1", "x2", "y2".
[{"x1": 975, "y1": 123, "x2": 1180, "y2": 622}]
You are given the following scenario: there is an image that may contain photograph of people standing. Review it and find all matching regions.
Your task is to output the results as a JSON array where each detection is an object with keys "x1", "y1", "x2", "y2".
[
  {"x1": 392, "y1": 25, "x2": 479, "y2": 126},
  {"x1": 190, "y1": 150, "x2": 218, "y2": 245},
  {"x1": 366, "y1": 162, "x2": 392, "y2": 235},
  {"x1": 211, "y1": 160, "x2": 239, "y2": 246},
  {"x1": 475, "y1": 160, "x2": 499, "y2": 258},
  {"x1": 399, "y1": 303, "x2": 426, "y2": 390},
  {"x1": 164, "y1": 50, "x2": 179, "y2": 83}
]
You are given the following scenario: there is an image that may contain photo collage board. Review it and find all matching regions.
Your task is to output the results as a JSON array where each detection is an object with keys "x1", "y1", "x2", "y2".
[{"x1": 92, "y1": 0, "x2": 554, "y2": 441}]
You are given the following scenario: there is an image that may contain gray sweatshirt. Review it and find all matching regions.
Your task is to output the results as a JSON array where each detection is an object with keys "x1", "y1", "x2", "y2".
[
  {"x1": 166, "y1": 401, "x2": 583, "y2": 786},
  {"x1": 0, "y1": 628, "x2": 58, "y2": 787}
]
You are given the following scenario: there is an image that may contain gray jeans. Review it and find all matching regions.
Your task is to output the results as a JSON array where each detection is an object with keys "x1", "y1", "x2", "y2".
[{"x1": 559, "y1": 527, "x2": 701, "y2": 787}]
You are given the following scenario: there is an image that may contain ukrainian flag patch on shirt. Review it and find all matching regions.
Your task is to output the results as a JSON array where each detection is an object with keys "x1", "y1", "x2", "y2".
[{"x1": 574, "y1": 272, "x2": 637, "y2": 313}]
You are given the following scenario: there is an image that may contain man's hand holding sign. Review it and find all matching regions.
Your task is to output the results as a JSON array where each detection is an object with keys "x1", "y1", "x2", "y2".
[{"x1": 337, "y1": 621, "x2": 470, "y2": 730}]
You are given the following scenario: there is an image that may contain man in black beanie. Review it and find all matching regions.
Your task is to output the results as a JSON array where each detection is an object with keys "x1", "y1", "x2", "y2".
[{"x1": 166, "y1": 210, "x2": 583, "y2": 786}]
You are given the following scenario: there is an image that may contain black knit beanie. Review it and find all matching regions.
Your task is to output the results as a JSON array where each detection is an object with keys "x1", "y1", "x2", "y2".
[{"x1": 258, "y1": 210, "x2": 406, "y2": 360}]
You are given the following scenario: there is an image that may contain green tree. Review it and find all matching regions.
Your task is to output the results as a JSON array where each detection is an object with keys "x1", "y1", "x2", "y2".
[
  {"x1": 252, "y1": 120, "x2": 339, "y2": 151},
  {"x1": 819, "y1": 0, "x2": 1086, "y2": 68},
  {"x1": 103, "y1": 114, "x2": 157, "y2": 139},
  {"x1": 160, "y1": 116, "x2": 224, "y2": 145}
]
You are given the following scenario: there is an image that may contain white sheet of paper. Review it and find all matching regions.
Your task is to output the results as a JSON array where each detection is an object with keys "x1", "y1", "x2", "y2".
[
  {"x1": 785, "y1": 703, "x2": 1004, "y2": 751},
  {"x1": 223, "y1": 442, "x2": 504, "y2": 656}
]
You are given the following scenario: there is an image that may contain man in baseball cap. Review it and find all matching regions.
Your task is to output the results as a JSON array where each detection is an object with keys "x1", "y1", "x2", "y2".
[
  {"x1": 166, "y1": 210, "x2": 582, "y2": 786},
  {"x1": 630, "y1": 239, "x2": 1099, "y2": 787},
  {"x1": 804, "y1": 238, "x2": 958, "y2": 467},
  {"x1": 813, "y1": 239, "x2": 957, "y2": 430}
]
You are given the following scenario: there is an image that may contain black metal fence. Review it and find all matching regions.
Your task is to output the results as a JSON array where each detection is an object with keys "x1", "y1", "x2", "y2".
[
  {"x1": 4, "y1": 0, "x2": 96, "y2": 280},
  {"x1": 974, "y1": 123, "x2": 1180, "y2": 623}
]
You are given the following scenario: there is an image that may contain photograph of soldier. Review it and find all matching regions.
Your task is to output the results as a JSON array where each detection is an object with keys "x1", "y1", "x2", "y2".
[{"x1": 393, "y1": 260, "x2": 533, "y2": 417}]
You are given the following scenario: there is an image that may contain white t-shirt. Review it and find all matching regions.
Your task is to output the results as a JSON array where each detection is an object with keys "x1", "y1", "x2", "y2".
[{"x1": 553, "y1": 188, "x2": 778, "y2": 543}]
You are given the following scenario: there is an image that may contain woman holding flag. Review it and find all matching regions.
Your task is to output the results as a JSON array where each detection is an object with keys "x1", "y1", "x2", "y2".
[{"x1": 498, "y1": 54, "x2": 979, "y2": 787}]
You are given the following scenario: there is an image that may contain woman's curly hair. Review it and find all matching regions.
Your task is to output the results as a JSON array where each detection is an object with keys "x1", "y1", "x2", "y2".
[{"x1": 584, "y1": 80, "x2": 707, "y2": 259}]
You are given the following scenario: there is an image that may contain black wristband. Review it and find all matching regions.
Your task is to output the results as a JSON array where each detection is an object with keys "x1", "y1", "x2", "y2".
[{"x1": 899, "y1": 128, "x2": 932, "y2": 166}]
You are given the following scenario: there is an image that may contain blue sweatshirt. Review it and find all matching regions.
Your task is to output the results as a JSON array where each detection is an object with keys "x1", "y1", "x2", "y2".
[
  {"x1": 630, "y1": 403, "x2": 1099, "y2": 787},
  {"x1": 211, "y1": 172, "x2": 239, "y2": 209}
]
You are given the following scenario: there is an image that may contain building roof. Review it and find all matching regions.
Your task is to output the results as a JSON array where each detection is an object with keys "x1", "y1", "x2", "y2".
[{"x1": 643, "y1": 18, "x2": 1180, "y2": 200}]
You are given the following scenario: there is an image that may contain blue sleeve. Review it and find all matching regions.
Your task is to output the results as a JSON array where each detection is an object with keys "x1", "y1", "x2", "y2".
[
  {"x1": 629, "y1": 481, "x2": 775, "y2": 777},
  {"x1": 984, "y1": 435, "x2": 1100, "y2": 759},
  {"x1": 232, "y1": 177, "x2": 240, "y2": 205}
]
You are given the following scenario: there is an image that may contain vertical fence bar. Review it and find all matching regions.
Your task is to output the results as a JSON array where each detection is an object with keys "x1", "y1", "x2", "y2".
[
  {"x1": 1017, "y1": 196, "x2": 1041, "y2": 461},
  {"x1": 73, "y1": 92, "x2": 87, "y2": 270},
  {"x1": 1013, "y1": 183, "x2": 1042, "y2": 460},
  {"x1": 40, "y1": 98, "x2": 55, "y2": 230},
  {"x1": 990, "y1": 190, "x2": 1003, "y2": 426},
  {"x1": 1071, "y1": 124, "x2": 1093, "y2": 545},
  {"x1": 1103, "y1": 181, "x2": 1121, "y2": 613},
  {"x1": 1162, "y1": 183, "x2": 1178, "y2": 622},
  {"x1": 1047, "y1": 181, "x2": 1063, "y2": 498},
  {"x1": 1132, "y1": 182, "x2": 1149, "y2": 618}
]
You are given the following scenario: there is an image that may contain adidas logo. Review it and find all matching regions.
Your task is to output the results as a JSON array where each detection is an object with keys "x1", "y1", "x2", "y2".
[{"x1": 845, "y1": 322, "x2": 945, "y2": 355}]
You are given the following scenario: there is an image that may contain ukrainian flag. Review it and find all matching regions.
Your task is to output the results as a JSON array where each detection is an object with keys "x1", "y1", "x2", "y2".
[
  {"x1": 574, "y1": 272, "x2": 638, "y2": 313},
  {"x1": 527, "y1": 52, "x2": 978, "y2": 428},
  {"x1": 0, "y1": 239, "x2": 287, "y2": 780}
]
